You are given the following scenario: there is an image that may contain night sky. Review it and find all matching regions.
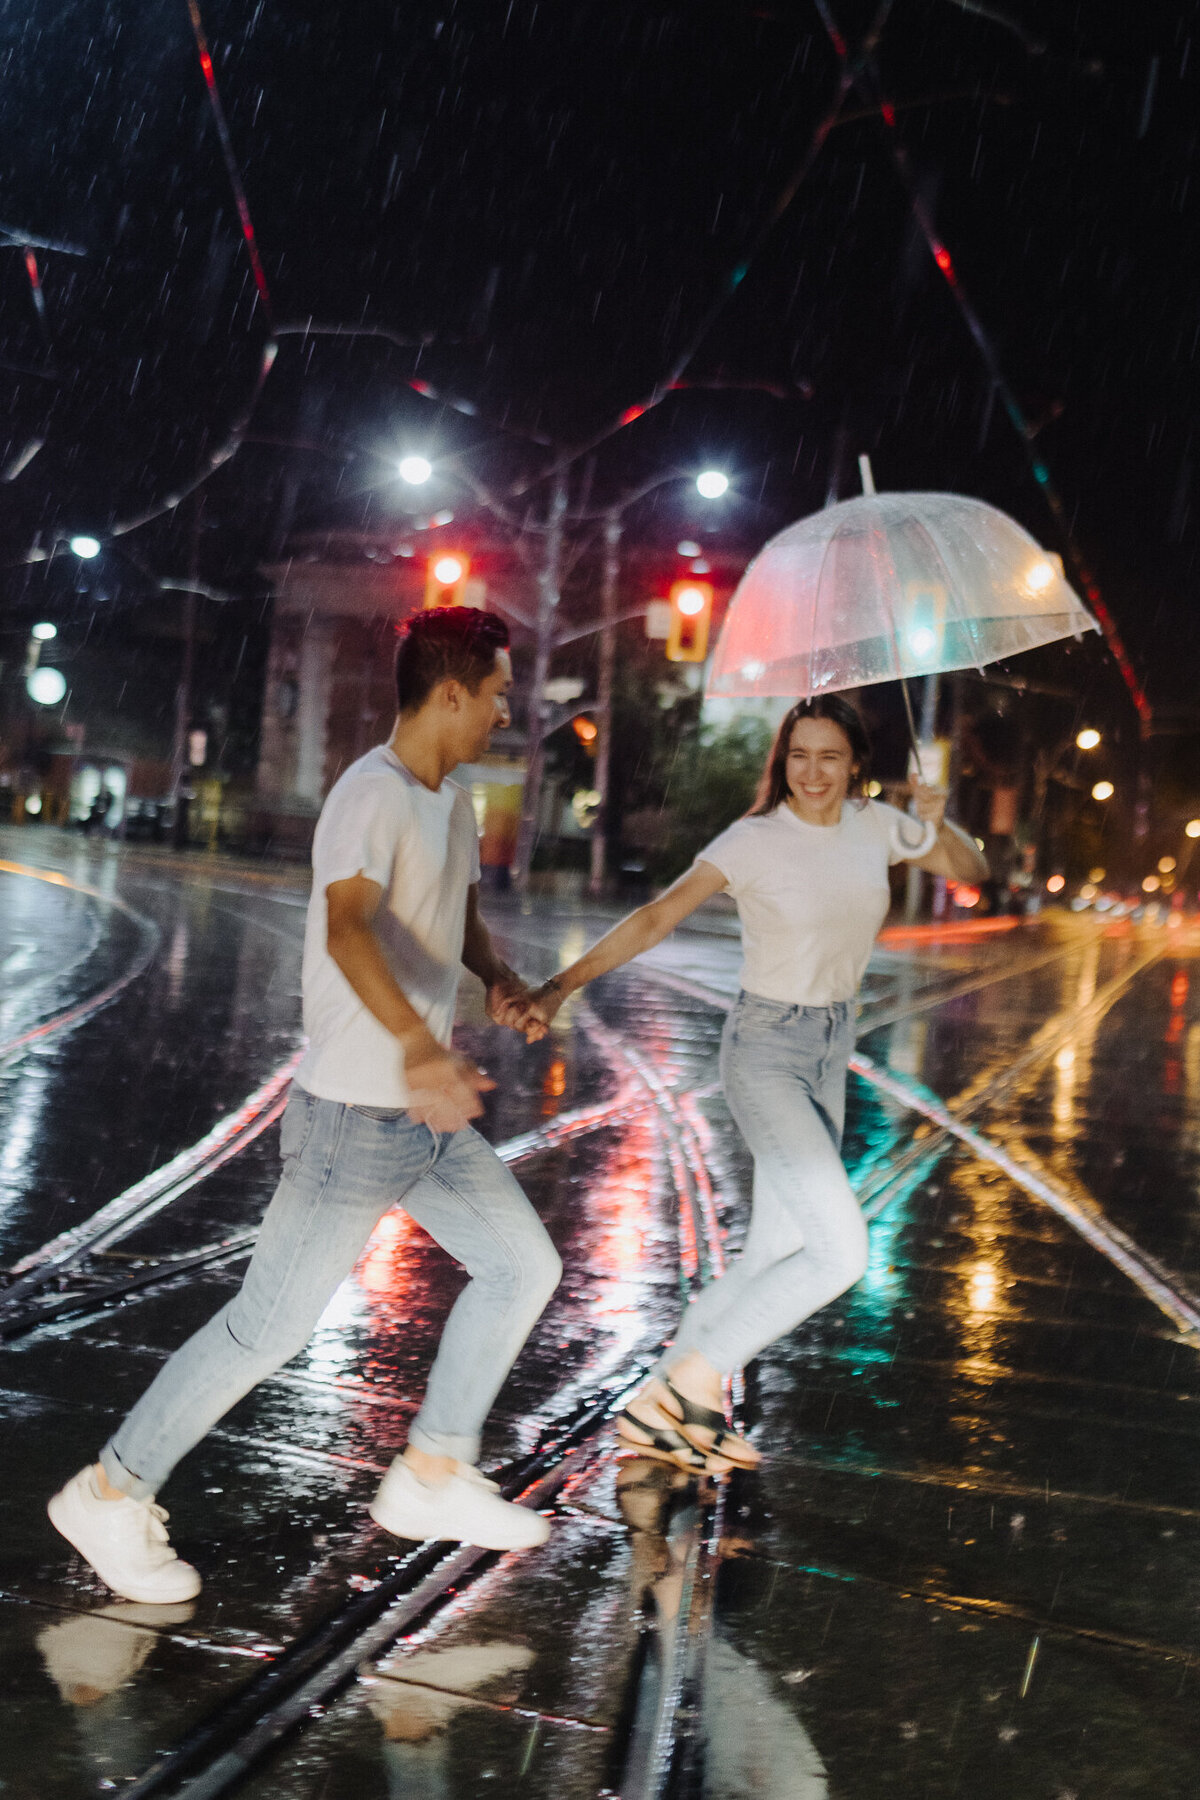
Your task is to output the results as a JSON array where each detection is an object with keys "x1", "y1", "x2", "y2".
[{"x1": 1, "y1": 1, "x2": 1196, "y2": 721}]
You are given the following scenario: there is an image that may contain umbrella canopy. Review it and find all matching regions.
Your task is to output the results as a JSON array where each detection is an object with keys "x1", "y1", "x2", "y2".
[{"x1": 707, "y1": 491, "x2": 1098, "y2": 700}]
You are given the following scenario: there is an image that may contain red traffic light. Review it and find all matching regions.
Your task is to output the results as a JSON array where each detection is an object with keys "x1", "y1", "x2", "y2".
[
  {"x1": 666, "y1": 580, "x2": 713, "y2": 662},
  {"x1": 424, "y1": 553, "x2": 471, "y2": 608}
]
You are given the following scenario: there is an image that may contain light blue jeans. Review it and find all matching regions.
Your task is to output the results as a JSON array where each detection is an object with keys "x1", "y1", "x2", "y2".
[
  {"x1": 658, "y1": 991, "x2": 868, "y2": 1377},
  {"x1": 101, "y1": 1086, "x2": 562, "y2": 1498}
]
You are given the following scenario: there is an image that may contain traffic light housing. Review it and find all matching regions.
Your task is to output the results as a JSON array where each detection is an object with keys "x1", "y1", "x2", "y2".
[
  {"x1": 903, "y1": 581, "x2": 946, "y2": 667},
  {"x1": 424, "y1": 553, "x2": 471, "y2": 608},
  {"x1": 666, "y1": 580, "x2": 713, "y2": 662}
]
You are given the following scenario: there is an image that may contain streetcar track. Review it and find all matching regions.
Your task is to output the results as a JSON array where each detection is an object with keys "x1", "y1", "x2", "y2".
[
  {"x1": 14, "y1": 888, "x2": 1192, "y2": 1792},
  {"x1": 636, "y1": 936, "x2": 1200, "y2": 1341},
  {"x1": 115, "y1": 1378, "x2": 644, "y2": 1800},
  {"x1": 105, "y1": 1033, "x2": 721, "y2": 1800},
  {"x1": 82, "y1": 981, "x2": 738, "y2": 1797},
  {"x1": 0, "y1": 917, "x2": 1108, "y2": 1337},
  {"x1": 0, "y1": 859, "x2": 161, "y2": 1062}
]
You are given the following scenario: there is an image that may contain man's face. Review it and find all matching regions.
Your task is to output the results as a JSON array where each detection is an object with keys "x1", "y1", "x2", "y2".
[{"x1": 460, "y1": 649, "x2": 512, "y2": 760}]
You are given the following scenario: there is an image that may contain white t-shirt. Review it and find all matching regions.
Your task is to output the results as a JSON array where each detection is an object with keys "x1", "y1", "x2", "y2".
[
  {"x1": 296, "y1": 745, "x2": 481, "y2": 1108},
  {"x1": 696, "y1": 800, "x2": 936, "y2": 1007}
]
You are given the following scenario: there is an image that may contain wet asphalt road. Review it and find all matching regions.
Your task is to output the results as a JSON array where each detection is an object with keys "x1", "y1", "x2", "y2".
[{"x1": 3, "y1": 825, "x2": 1200, "y2": 1799}]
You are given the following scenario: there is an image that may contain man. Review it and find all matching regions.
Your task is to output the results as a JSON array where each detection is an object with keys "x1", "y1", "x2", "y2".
[{"x1": 49, "y1": 607, "x2": 562, "y2": 1603}]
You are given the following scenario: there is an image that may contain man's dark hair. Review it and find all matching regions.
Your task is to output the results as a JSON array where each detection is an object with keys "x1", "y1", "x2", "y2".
[{"x1": 394, "y1": 606, "x2": 510, "y2": 714}]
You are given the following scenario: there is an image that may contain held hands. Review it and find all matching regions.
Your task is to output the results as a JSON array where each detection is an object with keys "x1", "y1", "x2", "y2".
[
  {"x1": 486, "y1": 977, "x2": 565, "y2": 1044},
  {"x1": 516, "y1": 980, "x2": 565, "y2": 1041}
]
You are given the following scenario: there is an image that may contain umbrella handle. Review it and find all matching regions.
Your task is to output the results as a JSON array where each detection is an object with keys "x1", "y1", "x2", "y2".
[{"x1": 899, "y1": 677, "x2": 923, "y2": 774}]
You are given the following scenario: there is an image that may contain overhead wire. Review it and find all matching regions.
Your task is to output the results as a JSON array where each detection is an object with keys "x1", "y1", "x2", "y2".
[
  {"x1": 186, "y1": 0, "x2": 275, "y2": 331},
  {"x1": 810, "y1": 0, "x2": 1152, "y2": 731}
]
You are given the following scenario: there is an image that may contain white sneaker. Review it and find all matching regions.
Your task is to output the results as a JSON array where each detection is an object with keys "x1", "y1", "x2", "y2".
[
  {"x1": 47, "y1": 1467, "x2": 202, "y2": 1605},
  {"x1": 368, "y1": 1458, "x2": 551, "y2": 1552}
]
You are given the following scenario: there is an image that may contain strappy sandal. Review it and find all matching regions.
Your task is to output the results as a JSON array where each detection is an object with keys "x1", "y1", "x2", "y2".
[
  {"x1": 615, "y1": 1406, "x2": 714, "y2": 1473},
  {"x1": 663, "y1": 1380, "x2": 761, "y2": 1469}
]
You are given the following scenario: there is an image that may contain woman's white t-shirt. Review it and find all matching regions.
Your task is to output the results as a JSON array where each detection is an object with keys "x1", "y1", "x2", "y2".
[
  {"x1": 296, "y1": 745, "x2": 481, "y2": 1108},
  {"x1": 696, "y1": 800, "x2": 936, "y2": 1007}
]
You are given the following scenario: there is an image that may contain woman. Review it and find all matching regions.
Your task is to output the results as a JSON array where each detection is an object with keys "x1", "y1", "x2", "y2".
[{"x1": 519, "y1": 697, "x2": 988, "y2": 1472}]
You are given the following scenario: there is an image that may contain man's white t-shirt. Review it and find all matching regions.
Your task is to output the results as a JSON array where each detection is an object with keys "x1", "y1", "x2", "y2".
[
  {"x1": 296, "y1": 745, "x2": 481, "y2": 1108},
  {"x1": 696, "y1": 800, "x2": 937, "y2": 1008}
]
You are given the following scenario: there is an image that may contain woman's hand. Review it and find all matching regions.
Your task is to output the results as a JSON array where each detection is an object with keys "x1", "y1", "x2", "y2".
[
  {"x1": 516, "y1": 980, "x2": 565, "y2": 1042},
  {"x1": 908, "y1": 781, "x2": 947, "y2": 832}
]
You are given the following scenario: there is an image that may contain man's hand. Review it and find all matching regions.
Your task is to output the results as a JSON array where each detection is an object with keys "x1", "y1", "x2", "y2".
[
  {"x1": 484, "y1": 970, "x2": 532, "y2": 1031},
  {"x1": 484, "y1": 968, "x2": 556, "y2": 1043},
  {"x1": 403, "y1": 1035, "x2": 495, "y2": 1134},
  {"x1": 514, "y1": 980, "x2": 565, "y2": 1043},
  {"x1": 908, "y1": 781, "x2": 947, "y2": 832}
]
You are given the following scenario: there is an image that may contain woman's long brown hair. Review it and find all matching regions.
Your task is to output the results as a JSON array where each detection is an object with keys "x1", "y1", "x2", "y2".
[{"x1": 749, "y1": 696, "x2": 873, "y2": 816}]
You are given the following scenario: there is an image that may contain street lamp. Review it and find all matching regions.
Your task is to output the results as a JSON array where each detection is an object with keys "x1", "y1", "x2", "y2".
[
  {"x1": 1186, "y1": 820, "x2": 1200, "y2": 840},
  {"x1": 68, "y1": 535, "x2": 101, "y2": 559},
  {"x1": 398, "y1": 455, "x2": 432, "y2": 485},
  {"x1": 696, "y1": 469, "x2": 729, "y2": 499},
  {"x1": 26, "y1": 666, "x2": 67, "y2": 706},
  {"x1": 31, "y1": 621, "x2": 57, "y2": 641},
  {"x1": 583, "y1": 469, "x2": 732, "y2": 894},
  {"x1": 1091, "y1": 781, "x2": 1114, "y2": 801},
  {"x1": 1075, "y1": 727, "x2": 1101, "y2": 750}
]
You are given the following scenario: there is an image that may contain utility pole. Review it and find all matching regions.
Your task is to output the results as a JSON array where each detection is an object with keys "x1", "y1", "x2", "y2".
[
  {"x1": 170, "y1": 497, "x2": 202, "y2": 849},
  {"x1": 513, "y1": 468, "x2": 567, "y2": 890},
  {"x1": 588, "y1": 509, "x2": 622, "y2": 896}
]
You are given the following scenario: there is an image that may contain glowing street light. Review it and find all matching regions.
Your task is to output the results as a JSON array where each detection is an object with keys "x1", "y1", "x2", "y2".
[
  {"x1": 1186, "y1": 820, "x2": 1200, "y2": 840},
  {"x1": 1075, "y1": 728, "x2": 1101, "y2": 750},
  {"x1": 432, "y1": 554, "x2": 466, "y2": 586},
  {"x1": 1045, "y1": 874, "x2": 1066, "y2": 894},
  {"x1": 1091, "y1": 780, "x2": 1114, "y2": 801},
  {"x1": 26, "y1": 666, "x2": 67, "y2": 706},
  {"x1": 1159, "y1": 856, "x2": 1177, "y2": 874},
  {"x1": 1142, "y1": 875, "x2": 1161, "y2": 894},
  {"x1": 398, "y1": 455, "x2": 432, "y2": 485},
  {"x1": 696, "y1": 469, "x2": 729, "y2": 500},
  {"x1": 68, "y1": 535, "x2": 101, "y2": 559},
  {"x1": 31, "y1": 621, "x2": 57, "y2": 641}
]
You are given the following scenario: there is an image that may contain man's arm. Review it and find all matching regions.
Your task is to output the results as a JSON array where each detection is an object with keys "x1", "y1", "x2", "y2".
[
  {"x1": 461, "y1": 884, "x2": 533, "y2": 1030},
  {"x1": 326, "y1": 874, "x2": 492, "y2": 1131}
]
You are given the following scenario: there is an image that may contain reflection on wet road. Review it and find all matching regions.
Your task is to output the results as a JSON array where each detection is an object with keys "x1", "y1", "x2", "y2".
[{"x1": 3, "y1": 826, "x2": 1200, "y2": 1797}]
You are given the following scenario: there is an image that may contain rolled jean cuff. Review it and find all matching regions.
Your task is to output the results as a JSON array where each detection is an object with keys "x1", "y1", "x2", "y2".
[
  {"x1": 406, "y1": 1418, "x2": 480, "y2": 1465},
  {"x1": 99, "y1": 1440, "x2": 158, "y2": 1503}
]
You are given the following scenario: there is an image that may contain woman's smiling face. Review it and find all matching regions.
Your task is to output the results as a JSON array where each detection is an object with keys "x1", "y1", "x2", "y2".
[{"x1": 784, "y1": 716, "x2": 857, "y2": 821}]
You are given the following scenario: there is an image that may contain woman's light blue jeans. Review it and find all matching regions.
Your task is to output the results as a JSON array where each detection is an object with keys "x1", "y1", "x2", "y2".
[
  {"x1": 101, "y1": 1086, "x2": 562, "y2": 1499},
  {"x1": 658, "y1": 991, "x2": 868, "y2": 1378}
]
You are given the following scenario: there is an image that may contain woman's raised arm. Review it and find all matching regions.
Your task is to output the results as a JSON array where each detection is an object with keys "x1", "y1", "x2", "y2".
[{"x1": 515, "y1": 860, "x2": 728, "y2": 1036}]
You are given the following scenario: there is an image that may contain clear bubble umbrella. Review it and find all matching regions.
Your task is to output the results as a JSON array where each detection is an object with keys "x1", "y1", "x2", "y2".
[{"x1": 707, "y1": 491, "x2": 1098, "y2": 749}]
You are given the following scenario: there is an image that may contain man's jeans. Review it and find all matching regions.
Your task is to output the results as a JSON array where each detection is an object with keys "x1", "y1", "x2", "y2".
[
  {"x1": 656, "y1": 991, "x2": 868, "y2": 1378},
  {"x1": 101, "y1": 1086, "x2": 562, "y2": 1498}
]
